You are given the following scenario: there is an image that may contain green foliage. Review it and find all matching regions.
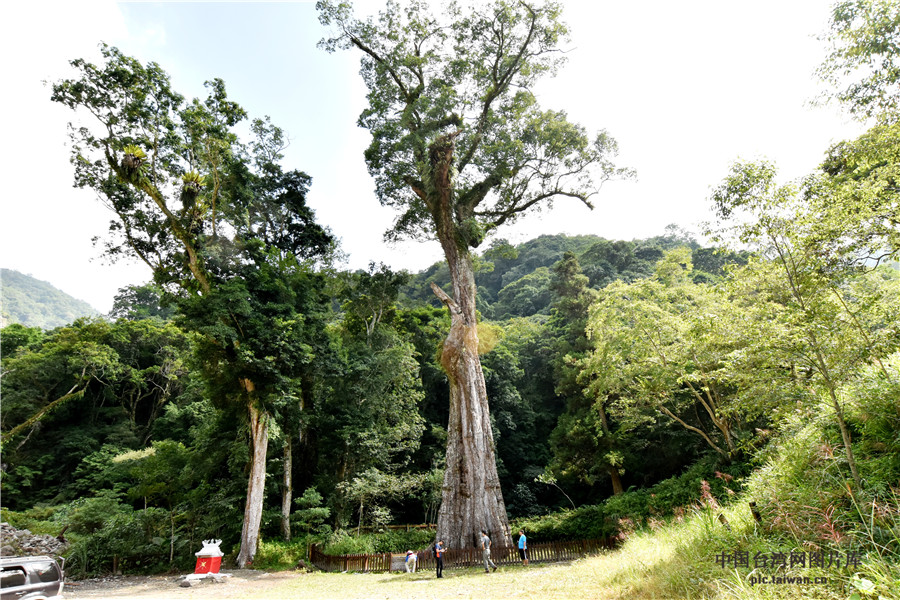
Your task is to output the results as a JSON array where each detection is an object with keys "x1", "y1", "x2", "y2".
[
  {"x1": 710, "y1": 159, "x2": 900, "y2": 490},
  {"x1": 367, "y1": 528, "x2": 436, "y2": 553},
  {"x1": 809, "y1": 121, "x2": 900, "y2": 265},
  {"x1": 252, "y1": 538, "x2": 314, "y2": 570},
  {"x1": 317, "y1": 1, "x2": 630, "y2": 246},
  {"x1": 405, "y1": 233, "x2": 739, "y2": 319},
  {"x1": 0, "y1": 323, "x2": 44, "y2": 355},
  {"x1": 1, "y1": 318, "x2": 193, "y2": 508},
  {"x1": 494, "y1": 267, "x2": 553, "y2": 319},
  {"x1": 335, "y1": 469, "x2": 433, "y2": 531},
  {"x1": 847, "y1": 352, "x2": 900, "y2": 481},
  {"x1": 123, "y1": 440, "x2": 194, "y2": 509},
  {"x1": 513, "y1": 505, "x2": 612, "y2": 541},
  {"x1": 515, "y1": 455, "x2": 746, "y2": 543},
  {"x1": 293, "y1": 487, "x2": 331, "y2": 535},
  {"x1": 109, "y1": 283, "x2": 174, "y2": 321},
  {"x1": 817, "y1": 0, "x2": 900, "y2": 122},
  {"x1": 338, "y1": 262, "x2": 410, "y2": 343},
  {"x1": 321, "y1": 528, "x2": 435, "y2": 555},
  {"x1": 67, "y1": 495, "x2": 130, "y2": 535},
  {"x1": 65, "y1": 507, "x2": 189, "y2": 577},
  {"x1": 322, "y1": 530, "x2": 376, "y2": 555},
  {"x1": 0, "y1": 505, "x2": 64, "y2": 537},
  {"x1": 579, "y1": 255, "x2": 754, "y2": 460}
]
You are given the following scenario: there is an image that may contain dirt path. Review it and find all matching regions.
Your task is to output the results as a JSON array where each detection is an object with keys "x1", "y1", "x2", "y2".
[{"x1": 64, "y1": 570, "x2": 299, "y2": 599}]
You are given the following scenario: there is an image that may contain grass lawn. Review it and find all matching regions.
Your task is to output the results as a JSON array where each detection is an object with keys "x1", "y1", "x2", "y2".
[
  {"x1": 233, "y1": 557, "x2": 625, "y2": 600},
  {"x1": 67, "y1": 500, "x2": 899, "y2": 600}
]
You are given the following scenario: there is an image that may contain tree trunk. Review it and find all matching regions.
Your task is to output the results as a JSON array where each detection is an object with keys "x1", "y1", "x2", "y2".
[
  {"x1": 169, "y1": 510, "x2": 176, "y2": 564},
  {"x1": 597, "y1": 402, "x2": 624, "y2": 495},
  {"x1": 431, "y1": 245, "x2": 510, "y2": 549},
  {"x1": 431, "y1": 263, "x2": 510, "y2": 548},
  {"x1": 236, "y1": 402, "x2": 269, "y2": 568},
  {"x1": 426, "y1": 133, "x2": 510, "y2": 550},
  {"x1": 281, "y1": 437, "x2": 293, "y2": 541},
  {"x1": 608, "y1": 466, "x2": 624, "y2": 496}
]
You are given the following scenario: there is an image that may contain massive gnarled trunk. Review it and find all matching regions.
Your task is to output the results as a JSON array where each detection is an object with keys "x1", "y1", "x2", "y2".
[
  {"x1": 429, "y1": 135, "x2": 511, "y2": 550},
  {"x1": 236, "y1": 399, "x2": 269, "y2": 567}
]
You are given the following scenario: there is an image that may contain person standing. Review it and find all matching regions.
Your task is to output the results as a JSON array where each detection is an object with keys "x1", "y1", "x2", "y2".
[
  {"x1": 434, "y1": 540, "x2": 445, "y2": 578},
  {"x1": 404, "y1": 550, "x2": 417, "y2": 573},
  {"x1": 517, "y1": 530, "x2": 528, "y2": 565},
  {"x1": 480, "y1": 530, "x2": 497, "y2": 573}
]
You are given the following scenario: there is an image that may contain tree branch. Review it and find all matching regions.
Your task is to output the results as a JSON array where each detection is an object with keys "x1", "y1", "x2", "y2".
[
  {"x1": 430, "y1": 281, "x2": 460, "y2": 316},
  {"x1": 658, "y1": 404, "x2": 727, "y2": 456}
]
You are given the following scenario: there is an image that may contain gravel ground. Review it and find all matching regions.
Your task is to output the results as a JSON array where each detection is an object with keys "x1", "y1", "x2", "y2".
[{"x1": 64, "y1": 569, "x2": 301, "y2": 599}]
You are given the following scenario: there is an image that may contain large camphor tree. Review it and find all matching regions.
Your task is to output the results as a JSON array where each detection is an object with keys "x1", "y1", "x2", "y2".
[
  {"x1": 51, "y1": 45, "x2": 333, "y2": 566},
  {"x1": 318, "y1": 0, "x2": 630, "y2": 548}
]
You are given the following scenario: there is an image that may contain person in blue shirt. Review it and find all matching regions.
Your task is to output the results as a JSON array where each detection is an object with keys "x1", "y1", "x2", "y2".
[{"x1": 517, "y1": 530, "x2": 528, "y2": 565}]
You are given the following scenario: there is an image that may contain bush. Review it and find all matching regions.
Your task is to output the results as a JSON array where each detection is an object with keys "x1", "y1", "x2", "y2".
[
  {"x1": 513, "y1": 454, "x2": 748, "y2": 542},
  {"x1": 645, "y1": 454, "x2": 746, "y2": 516},
  {"x1": 0, "y1": 505, "x2": 65, "y2": 536},
  {"x1": 252, "y1": 538, "x2": 314, "y2": 570},
  {"x1": 322, "y1": 530, "x2": 376, "y2": 555},
  {"x1": 369, "y1": 528, "x2": 435, "y2": 553},
  {"x1": 67, "y1": 495, "x2": 130, "y2": 534},
  {"x1": 320, "y1": 528, "x2": 436, "y2": 555},
  {"x1": 64, "y1": 507, "x2": 197, "y2": 577},
  {"x1": 513, "y1": 504, "x2": 613, "y2": 542}
]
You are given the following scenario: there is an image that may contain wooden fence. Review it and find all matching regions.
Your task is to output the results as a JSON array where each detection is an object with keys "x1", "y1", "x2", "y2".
[{"x1": 309, "y1": 538, "x2": 615, "y2": 573}]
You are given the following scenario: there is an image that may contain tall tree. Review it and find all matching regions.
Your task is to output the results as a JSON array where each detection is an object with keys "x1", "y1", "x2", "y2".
[
  {"x1": 817, "y1": 0, "x2": 900, "y2": 122},
  {"x1": 709, "y1": 160, "x2": 887, "y2": 489},
  {"x1": 51, "y1": 45, "x2": 333, "y2": 566},
  {"x1": 317, "y1": 0, "x2": 630, "y2": 549},
  {"x1": 546, "y1": 252, "x2": 627, "y2": 495},
  {"x1": 811, "y1": 0, "x2": 900, "y2": 267},
  {"x1": 580, "y1": 250, "x2": 749, "y2": 461}
]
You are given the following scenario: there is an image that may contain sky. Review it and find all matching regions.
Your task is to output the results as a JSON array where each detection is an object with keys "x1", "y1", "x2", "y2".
[{"x1": 0, "y1": 0, "x2": 864, "y2": 313}]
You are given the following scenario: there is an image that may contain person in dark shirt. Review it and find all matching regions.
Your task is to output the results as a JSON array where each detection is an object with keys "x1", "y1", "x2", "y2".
[{"x1": 434, "y1": 540, "x2": 445, "y2": 578}]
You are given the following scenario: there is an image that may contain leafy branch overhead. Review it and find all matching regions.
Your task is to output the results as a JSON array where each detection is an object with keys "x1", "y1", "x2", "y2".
[
  {"x1": 318, "y1": 0, "x2": 634, "y2": 247},
  {"x1": 51, "y1": 44, "x2": 333, "y2": 295}
]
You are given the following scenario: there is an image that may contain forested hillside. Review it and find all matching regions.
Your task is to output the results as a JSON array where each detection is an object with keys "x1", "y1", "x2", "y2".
[
  {"x1": 404, "y1": 229, "x2": 747, "y2": 319},
  {"x1": 2, "y1": 1, "x2": 899, "y2": 597},
  {"x1": 1, "y1": 269, "x2": 99, "y2": 329}
]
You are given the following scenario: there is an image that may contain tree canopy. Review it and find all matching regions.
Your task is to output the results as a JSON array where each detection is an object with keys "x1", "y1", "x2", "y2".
[{"x1": 51, "y1": 44, "x2": 335, "y2": 567}]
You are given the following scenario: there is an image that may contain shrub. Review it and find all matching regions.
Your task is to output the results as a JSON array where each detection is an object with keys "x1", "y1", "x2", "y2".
[
  {"x1": 252, "y1": 538, "x2": 314, "y2": 570},
  {"x1": 512, "y1": 454, "x2": 747, "y2": 542},
  {"x1": 369, "y1": 528, "x2": 435, "y2": 553},
  {"x1": 64, "y1": 507, "x2": 198, "y2": 577},
  {"x1": 67, "y1": 495, "x2": 130, "y2": 534},
  {"x1": 0, "y1": 505, "x2": 65, "y2": 536},
  {"x1": 513, "y1": 504, "x2": 613, "y2": 542},
  {"x1": 323, "y1": 530, "x2": 376, "y2": 555},
  {"x1": 320, "y1": 528, "x2": 436, "y2": 555}
]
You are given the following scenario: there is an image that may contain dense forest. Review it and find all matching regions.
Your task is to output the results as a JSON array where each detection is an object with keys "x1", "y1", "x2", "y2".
[
  {"x1": 1, "y1": 0, "x2": 899, "y2": 597},
  {"x1": 0, "y1": 230, "x2": 741, "y2": 515}
]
